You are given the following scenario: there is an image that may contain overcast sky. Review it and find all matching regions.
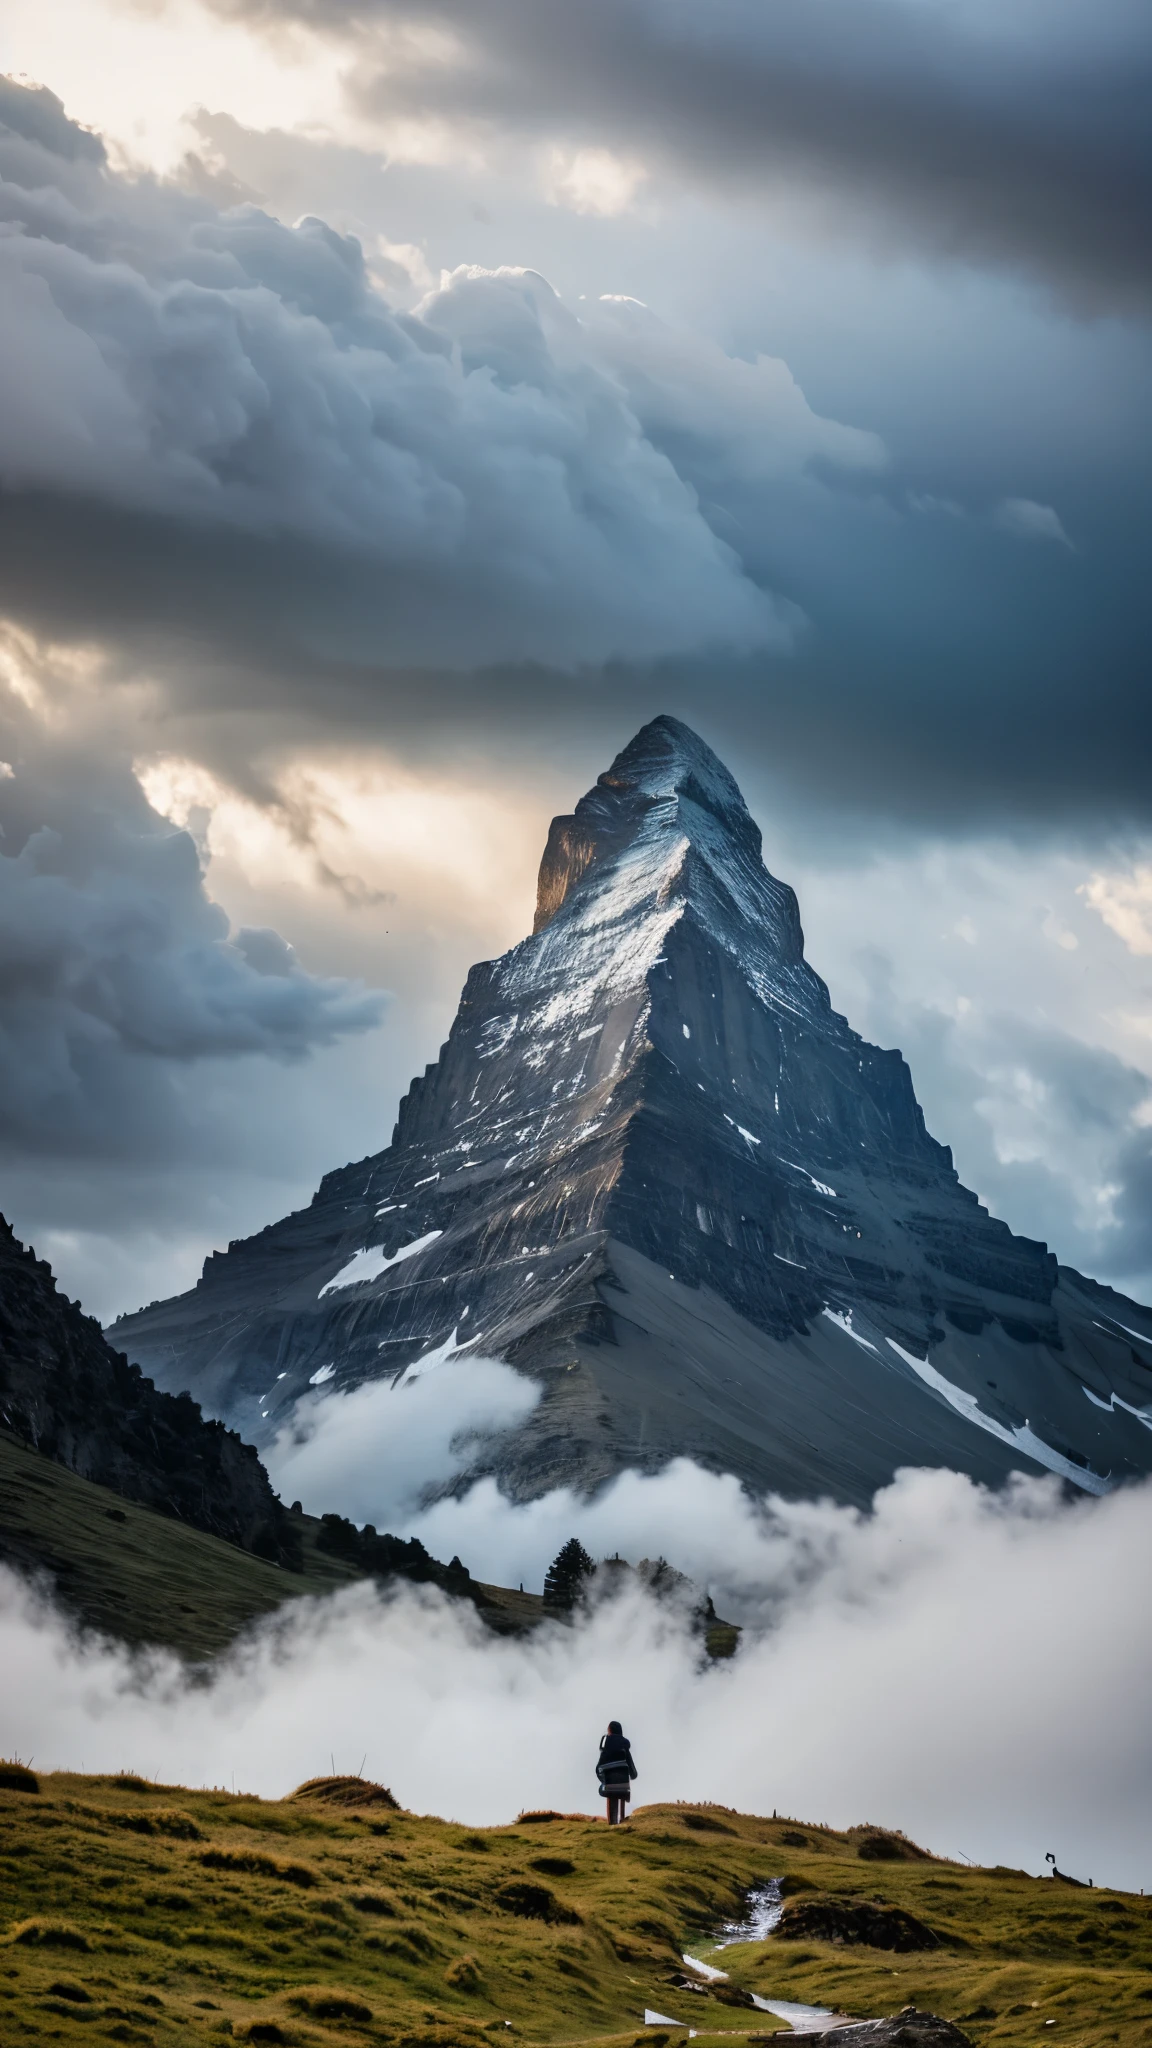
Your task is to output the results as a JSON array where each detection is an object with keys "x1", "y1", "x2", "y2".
[{"x1": 2, "y1": 0, "x2": 1151, "y2": 1322}]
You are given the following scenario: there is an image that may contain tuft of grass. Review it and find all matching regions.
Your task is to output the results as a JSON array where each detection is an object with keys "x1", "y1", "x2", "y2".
[
  {"x1": 848, "y1": 1824, "x2": 935, "y2": 1862},
  {"x1": 289, "y1": 1774, "x2": 400, "y2": 1811},
  {"x1": 492, "y1": 1880, "x2": 581, "y2": 1925},
  {"x1": 287, "y1": 1984, "x2": 375, "y2": 2020},
  {"x1": 0, "y1": 1758, "x2": 39, "y2": 1793},
  {"x1": 679, "y1": 1811, "x2": 736, "y2": 1835},
  {"x1": 109, "y1": 1806, "x2": 202, "y2": 1839},
  {"x1": 46, "y1": 1978, "x2": 93, "y2": 2001},
  {"x1": 198, "y1": 1847, "x2": 317, "y2": 1886},
  {"x1": 445, "y1": 1953, "x2": 484, "y2": 1991},
  {"x1": 8, "y1": 1916, "x2": 90, "y2": 1949},
  {"x1": 777, "y1": 1895, "x2": 943, "y2": 1951}
]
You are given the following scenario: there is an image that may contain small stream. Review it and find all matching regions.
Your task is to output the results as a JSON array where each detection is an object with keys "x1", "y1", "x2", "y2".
[
  {"x1": 715, "y1": 1878, "x2": 785, "y2": 1944},
  {"x1": 676, "y1": 1878, "x2": 848, "y2": 2034},
  {"x1": 751, "y1": 1995, "x2": 839, "y2": 2032}
]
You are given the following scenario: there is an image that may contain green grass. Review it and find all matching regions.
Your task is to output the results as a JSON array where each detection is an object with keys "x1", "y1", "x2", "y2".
[
  {"x1": 0, "y1": 1430, "x2": 733, "y2": 1662},
  {"x1": 0, "y1": 1430, "x2": 369, "y2": 1659},
  {"x1": 1, "y1": 1776, "x2": 1149, "y2": 2046}
]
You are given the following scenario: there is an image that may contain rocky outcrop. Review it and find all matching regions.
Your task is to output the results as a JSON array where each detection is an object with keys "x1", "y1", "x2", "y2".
[
  {"x1": 793, "y1": 2012, "x2": 974, "y2": 2048},
  {"x1": 111, "y1": 717, "x2": 1152, "y2": 1507},
  {"x1": 776, "y1": 1896, "x2": 942, "y2": 1951},
  {"x1": 0, "y1": 1216, "x2": 298, "y2": 1564}
]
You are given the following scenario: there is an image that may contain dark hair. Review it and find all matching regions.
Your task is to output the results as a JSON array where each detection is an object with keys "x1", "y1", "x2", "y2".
[{"x1": 607, "y1": 1719, "x2": 623, "y2": 1734}]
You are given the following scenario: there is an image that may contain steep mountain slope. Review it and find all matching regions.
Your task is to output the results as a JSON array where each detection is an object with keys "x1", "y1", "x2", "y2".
[
  {"x1": 0, "y1": 1216, "x2": 298, "y2": 1564},
  {"x1": 112, "y1": 718, "x2": 1152, "y2": 1505}
]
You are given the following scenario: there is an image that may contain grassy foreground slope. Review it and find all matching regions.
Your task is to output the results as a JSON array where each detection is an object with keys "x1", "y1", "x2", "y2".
[{"x1": 1, "y1": 1774, "x2": 1150, "y2": 2047}]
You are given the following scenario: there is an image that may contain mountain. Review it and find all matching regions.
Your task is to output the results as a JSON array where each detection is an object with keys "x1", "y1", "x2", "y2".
[
  {"x1": 111, "y1": 717, "x2": 1152, "y2": 1506},
  {"x1": 0, "y1": 1215, "x2": 298, "y2": 1565}
]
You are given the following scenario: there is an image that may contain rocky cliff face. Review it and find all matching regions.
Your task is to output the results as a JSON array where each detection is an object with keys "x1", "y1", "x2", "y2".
[
  {"x1": 0, "y1": 1217, "x2": 298, "y2": 1562},
  {"x1": 112, "y1": 717, "x2": 1152, "y2": 1506}
]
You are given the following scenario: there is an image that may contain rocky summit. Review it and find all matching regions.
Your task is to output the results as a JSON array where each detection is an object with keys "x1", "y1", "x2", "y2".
[{"x1": 112, "y1": 716, "x2": 1152, "y2": 1505}]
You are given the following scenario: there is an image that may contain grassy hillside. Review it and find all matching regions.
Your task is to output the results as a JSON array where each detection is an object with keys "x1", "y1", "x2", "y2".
[
  {"x1": 0, "y1": 1429, "x2": 551, "y2": 1655},
  {"x1": 0, "y1": 1430, "x2": 366, "y2": 1659},
  {"x1": 0, "y1": 1431, "x2": 738, "y2": 1661},
  {"x1": 1, "y1": 1772, "x2": 1149, "y2": 2047}
]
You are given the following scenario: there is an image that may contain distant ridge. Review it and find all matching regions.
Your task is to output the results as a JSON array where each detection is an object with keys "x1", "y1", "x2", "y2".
[
  {"x1": 113, "y1": 717, "x2": 1152, "y2": 1506},
  {"x1": 0, "y1": 1214, "x2": 298, "y2": 1565}
]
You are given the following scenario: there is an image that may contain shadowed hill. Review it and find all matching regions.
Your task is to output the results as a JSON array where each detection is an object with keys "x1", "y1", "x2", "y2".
[
  {"x1": 0, "y1": 1429, "x2": 532, "y2": 1658},
  {"x1": 0, "y1": 1215, "x2": 298, "y2": 1566},
  {"x1": 0, "y1": 1428, "x2": 740, "y2": 1659}
]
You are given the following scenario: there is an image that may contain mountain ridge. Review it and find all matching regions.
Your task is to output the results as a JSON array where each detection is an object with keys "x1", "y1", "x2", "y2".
[
  {"x1": 0, "y1": 1213, "x2": 299, "y2": 1564},
  {"x1": 111, "y1": 716, "x2": 1152, "y2": 1506}
]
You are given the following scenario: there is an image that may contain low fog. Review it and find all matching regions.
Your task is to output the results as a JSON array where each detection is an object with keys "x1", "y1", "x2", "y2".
[
  {"x1": 5, "y1": 1454, "x2": 1151, "y2": 1893},
  {"x1": 267, "y1": 1356, "x2": 541, "y2": 1522}
]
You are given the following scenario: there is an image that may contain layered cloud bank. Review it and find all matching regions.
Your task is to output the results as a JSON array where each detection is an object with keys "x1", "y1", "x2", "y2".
[
  {"x1": 207, "y1": 0, "x2": 1152, "y2": 310},
  {"x1": 4, "y1": 1462, "x2": 1151, "y2": 1889},
  {"x1": 0, "y1": 77, "x2": 886, "y2": 670}
]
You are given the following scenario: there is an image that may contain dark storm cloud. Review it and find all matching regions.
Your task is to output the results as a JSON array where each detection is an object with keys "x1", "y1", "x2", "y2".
[
  {"x1": 1, "y1": 76, "x2": 880, "y2": 670},
  {"x1": 0, "y1": 76, "x2": 1149, "y2": 843},
  {"x1": 0, "y1": 690, "x2": 382, "y2": 1167},
  {"x1": 208, "y1": 0, "x2": 1152, "y2": 312}
]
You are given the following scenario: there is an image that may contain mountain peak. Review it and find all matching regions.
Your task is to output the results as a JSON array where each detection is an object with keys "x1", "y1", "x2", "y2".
[
  {"x1": 602, "y1": 714, "x2": 749, "y2": 812},
  {"x1": 114, "y1": 725, "x2": 1152, "y2": 1513},
  {"x1": 533, "y1": 714, "x2": 761, "y2": 935}
]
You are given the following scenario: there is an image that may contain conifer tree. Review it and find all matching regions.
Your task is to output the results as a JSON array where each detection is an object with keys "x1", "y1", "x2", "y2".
[{"x1": 542, "y1": 1536, "x2": 595, "y2": 1611}]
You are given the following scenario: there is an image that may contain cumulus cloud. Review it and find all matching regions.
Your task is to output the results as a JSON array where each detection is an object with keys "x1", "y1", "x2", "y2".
[
  {"x1": 204, "y1": 0, "x2": 1152, "y2": 311},
  {"x1": 0, "y1": 76, "x2": 894, "y2": 670},
  {"x1": 0, "y1": 80, "x2": 1145, "y2": 847},
  {"x1": 266, "y1": 1356, "x2": 541, "y2": 1522},
  {"x1": 4, "y1": 1463, "x2": 1152, "y2": 1889},
  {"x1": 0, "y1": 647, "x2": 382, "y2": 1171}
]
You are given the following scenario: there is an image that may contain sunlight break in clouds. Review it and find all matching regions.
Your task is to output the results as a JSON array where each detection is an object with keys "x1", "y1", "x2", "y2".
[
  {"x1": 138, "y1": 752, "x2": 545, "y2": 932},
  {"x1": 544, "y1": 146, "x2": 648, "y2": 216},
  {"x1": 3, "y1": 0, "x2": 349, "y2": 174},
  {"x1": 1082, "y1": 865, "x2": 1152, "y2": 958},
  {"x1": 3, "y1": 1465, "x2": 1152, "y2": 1890}
]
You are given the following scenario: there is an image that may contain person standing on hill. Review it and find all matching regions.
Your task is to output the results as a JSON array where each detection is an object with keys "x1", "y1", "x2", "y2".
[{"x1": 597, "y1": 1720, "x2": 637, "y2": 1825}]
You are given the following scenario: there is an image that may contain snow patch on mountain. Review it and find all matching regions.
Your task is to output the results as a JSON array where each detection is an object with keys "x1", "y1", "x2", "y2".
[
  {"x1": 1083, "y1": 1385, "x2": 1152, "y2": 1430},
  {"x1": 396, "y1": 1327, "x2": 466, "y2": 1386},
  {"x1": 822, "y1": 1307, "x2": 879, "y2": 1355},
  {"x1": 320, "y1": 1231, "x2": 443, "y2": 1296},
  {"x1": 886, "y1": 1338, "x2": 1111, "y2": 1494}
]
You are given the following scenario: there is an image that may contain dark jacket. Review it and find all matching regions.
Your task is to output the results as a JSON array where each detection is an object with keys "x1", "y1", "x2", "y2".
[{"x1": 597, "y1": 1732, "x2": 638, "y2": 1788}]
